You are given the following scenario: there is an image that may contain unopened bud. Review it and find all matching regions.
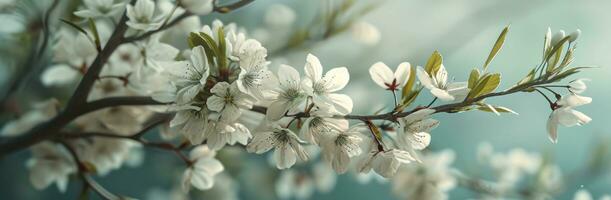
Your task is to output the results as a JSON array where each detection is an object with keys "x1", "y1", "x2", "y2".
[
  {"x1": 551, "y1": 30, "x2": 566, "y2": 45},
  {"x1": 569, "y1": 29, "x2": 581, "y2": 42}
]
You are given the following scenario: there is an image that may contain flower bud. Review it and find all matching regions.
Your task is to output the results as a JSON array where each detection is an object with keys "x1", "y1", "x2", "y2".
[
  {"x1": 551, "y1": 30, "x2": 566, "y2": 45},
  {"x1": 569, "y1": 29, "x2": 581, "y2": 42},
  {"x1": 568, "y1": 78, "x2": 588, "y2": 93}
]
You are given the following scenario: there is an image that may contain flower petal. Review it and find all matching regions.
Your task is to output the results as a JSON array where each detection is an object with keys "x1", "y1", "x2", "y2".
[
  {"x1": 304, "y1": 54, "x2": 323, "y2": 82},
  {"x1": 368, "y1": 62, "x2": 394, "y2": 88}
]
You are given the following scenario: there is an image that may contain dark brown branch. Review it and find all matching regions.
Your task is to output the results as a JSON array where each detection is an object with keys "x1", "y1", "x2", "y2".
[{"x1": 0, "y1": 96, "x2": 163, "y2": 157}]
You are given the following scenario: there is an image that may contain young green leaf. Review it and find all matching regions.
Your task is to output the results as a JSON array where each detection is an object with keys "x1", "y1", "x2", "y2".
[
  {"x1": 483, "y1": 26, "x2": 509, "y2": 71},
  {"x1": 543, "y1": 27, "x2": 552, "y2": 59},
  {"x1": 467, "y1": 73, "x2": 501, "y2": 99},
  {"x1": 468, "y1": 68, "x2": 480, "y2": 89},
  {"x1": 87, "y1": 18, "x2": 102, "y2": 51},
  {"x1": 217, "y1": 27, "x2": 227, "y2": 70},
  {"x1": 424, "y1": 51, "x2": 443, "y2": 75},
  {"x1": 401, "y1": 65, "x2": 416, "y2": 98}
]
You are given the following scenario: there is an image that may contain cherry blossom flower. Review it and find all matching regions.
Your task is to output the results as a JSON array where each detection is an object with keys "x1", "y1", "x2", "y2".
[
  {"x1": 74, "y1": 0, "x2": 125, "y2": 18},
  {"x1": 126, "y1": 0, "x2": 162, "y2": 31},
  {"x1": 206, "y1": 82, "x2": 256, "y2": 124},
  {"x1": 547, "y1": 94, "x2": 592, "y2": 143},
  {"x1": 246, "y1": 124, "x2": 309, "y2": 169},
  {"x1": 396, "y1": 108, "x2": 439, "y2": 161},
  {"x1": 369, "y1": 61, "x2": 410, "y2": 91},
  {"x1": 265, "y1": 64, "x2": 308, "y2": 121},
  {"x1": 169, "y1": 106, "x2": 210, "y2": 144},
  {"x1": 182, "y1": 145, "x2": 224, "y2": 191},
  {"x1": 164, "y1": 46, "x2": 210, "y2": 105},
  {"x1": 357, "y1": 143, "x2": 415, "y2": 178},
  {"x1": 26, "y1": 142, "x2": 76, "y2": 192},
  {"x1": 392, "y1": 150, "x2": 457, "y2": 200},
  {"x1": 320, "y1": 124, "x2": 364, "y2": 173},
  {"x1": 206, "y1": 122, "x2": 252, "y2": 150},
  {"x1": 275, "y1": 162, "x2": 336, "y2": 200},
  {"x1": 351, "y1": 21, "x2": 381, "y2": 45},
  {"x1": 568, "y1": 78, "x2": 589, "y2": 94},
  {"x1": 180, "y1": 0, "x2": 213, "y2": 15},
  {"x1": 416, "y1": 65, "x2": 468, "y2": 101},
  {"x1": 302, "y1": 54, "x2": 353, "y2": 115},
  {"x1": 232, "y1": 38, "x2": 273, "y2": 99},
  {"x1": 300, "y1": 111, "x2": 349, "y2": 145},
  {"x1": 1, "y1": 99, "x2": 58, "y2": 136}
]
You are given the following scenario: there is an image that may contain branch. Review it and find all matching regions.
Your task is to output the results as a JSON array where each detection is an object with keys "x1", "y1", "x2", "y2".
[
  {"x1": 0, "y1": 96, "x2": 163, "y2": 157},
  {"x1": 249, "y1": 76, "x2": 561, "y2": 122}
]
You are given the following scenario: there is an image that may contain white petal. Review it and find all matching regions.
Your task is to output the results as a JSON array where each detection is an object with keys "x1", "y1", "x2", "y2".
[
  {"x1": 206, "y1": 96, "x2": 225, "y2": 112},
  {"x1": 304, "y1": 54, "x2": 323, "y2": 82},
  {"x1": 278, "y1": 64, "x2": 300, "y2": 85},
  {"x1": 394, "y1": 62, "x2": 410, "y2": 88},
  {"x1": 41, "y1": 65, "x2": 80, "y2": 86},
  {"x1": 368, "y1": 62, "x2": 394, "y2": 88},
  {"x1": 266, "y1": 100, "x2": 290, "y2": 121},
  {"x1": 275, "y1": 144, "x2": 297, "y2": 169},
  {"x1": 322, "y1": 67, "x2": 350, "y2": 92},
  {"x1": 328, "y1": 93, "x2": 353, "y2": 115},
  {"x1": 430, "y1": 88, "x2": 455, "y2": 101},
  {"x1": 416, "y1": 66, "x2": 434, "y2": 89},
  {"x1": 547, "y1": 112, "x2": 559, "y2": 143}
]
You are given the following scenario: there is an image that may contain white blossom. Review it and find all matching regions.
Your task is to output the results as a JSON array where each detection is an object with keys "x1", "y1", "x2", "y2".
[
  {"x1": 417, "y1": 65, "x2": 468, "y2": 101},
  {"x1": 357, "y1": 144, "x2": 415, "y2": 178},
  {"x1": 302, "y1": 54, "x2": 353, "y2": 115},
  {"x1": 396, "y1": 108, "x2": 439, "y2": 161},
  {"x1": 164, "y1": 46, "x2": 210, "y2": 105},
  {"x1": 180, "y1": 0, "x2": 213, "y2": 15},
  {"x1": 1, "y1": 99, "x2": 58, "y2": 136},
  {"x1": 232, "y1": 36, "x2": 272, "y2": 99},
  {"x1": 126, "y1": 0, "x2": 162, "y2": 31},
  {"x1": 247, "y1": 124, "x2": 309, "y2": 169},
  {"x1": 206, "y1": 82, "x2": 256, "y2": 124},
  {"x1": 169, "y1": 106, "x2": 209, "y2": 144},
  {"x1": 206, "y1": 122, "x2": 252, "y2": 150},
  {"x1": 320, "y1": 125, "x2": 364, "y2": 173},
  {"x1": 264, "y1": 4, "x2": 296, "y2": 27},
  {"x1": 275, "y1": 162, "x2": 336, "y2": 200},
  {"x1": 300, "y1": 110, "x2": 349, "y2": 145},
  {"x1": 265, "y1": 64, "x2": 307, "y2": 121},
  {"x1": 392, "y1": 150, "x2": 457, "y2": 200},
  {"x1": 547, "y1": 94, "x2": 592, "y2": 143},
  {"x1": 568, "y1": 78, "x2": 589, "y2": 94},
  {"x1": 369, "y1": 61, "x2": 410, "y2": 91},
  {"x1": 351, "y1": 21, "x2": 381, "y2": 45},
  {"x1": 74, "y1": 0, "x2": 125, "y2": 18},
  {"x1": 182, "y1": 145, "x2": 224, "y2": 191},
  {"x1": 26, "y1": 142, "x2": 76, "y2": 192},
  {"x1": 77, "y1": 139, "x2": 142, "y2": 176}
]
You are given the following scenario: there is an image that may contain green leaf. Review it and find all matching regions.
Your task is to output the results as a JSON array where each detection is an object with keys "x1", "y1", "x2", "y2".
[
  {"x1": 477, "y1": 104, "x2": 518, "y2": 115},
  {"x1": 483, "y1": 26, "x2": 509, "y2": 70},
  {"x1": 401, "y1": 65, "x2": 416, "y2": 98},
  {"x1": 467, "y1": 73, "x2": 501, "y2": 99},
  {"x1": 397, "y1": 87, "x2": 422, "y2": 112},
  {"x1": 468, "y1": 68, "x2": 480, "y2": 89},
  {"x1": 517, "y1": 68, "x2": 536, "y2": 85},
  {"x1": 188, "y1": 32, "x2": 216, "y2": 65},
  {"x1": 545, "y1": 35, "x2": 570, "y2": 62},
  {"x1": 424, "y1": 51, "x2": 443, "y2": 75},
  {"x1": 217, "y1": 27, "x2": 227, "y2": 70},
  {"x1": 87, "y1": 18, "x2": 102, "y2": 51},
  {"x1": 60, "y1": 19, "x2": 88, "y2": 36}
]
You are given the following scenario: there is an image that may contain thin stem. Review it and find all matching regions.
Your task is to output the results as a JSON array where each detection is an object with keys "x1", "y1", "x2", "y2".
[
  {"x1": 535, "y1": 86, "x2": 561, "y2": 99},
  {"x1": 534, "y1": 88, "x2": 554, "y2": 105},
  {"x1": 391, "y1": 90, "x2": 398, "y2": 108},
  {"x1": 426, "y1": 97, "x2": 438, "y2": 108}
]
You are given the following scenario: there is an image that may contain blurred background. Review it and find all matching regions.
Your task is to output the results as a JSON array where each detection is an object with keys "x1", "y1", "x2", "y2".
[{"x1": 1, "y1": 0, "x2": 610, "y2": 199}]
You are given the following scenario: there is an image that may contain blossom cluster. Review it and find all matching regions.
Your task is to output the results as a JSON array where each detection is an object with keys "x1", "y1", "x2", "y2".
[{"x1": 0, "y1": 0, "x2": 597, "y2": 199}]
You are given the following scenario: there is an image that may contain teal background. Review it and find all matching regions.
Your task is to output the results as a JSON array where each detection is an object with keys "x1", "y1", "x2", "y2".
[{"x1": 1, "y1": 0, "x2": 610, "y2": 199}]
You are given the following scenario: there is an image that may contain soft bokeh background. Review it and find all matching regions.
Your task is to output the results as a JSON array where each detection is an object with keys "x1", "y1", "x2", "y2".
[{"x1": 1, "y1": 0, "x2": 610, "y2": 199}]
